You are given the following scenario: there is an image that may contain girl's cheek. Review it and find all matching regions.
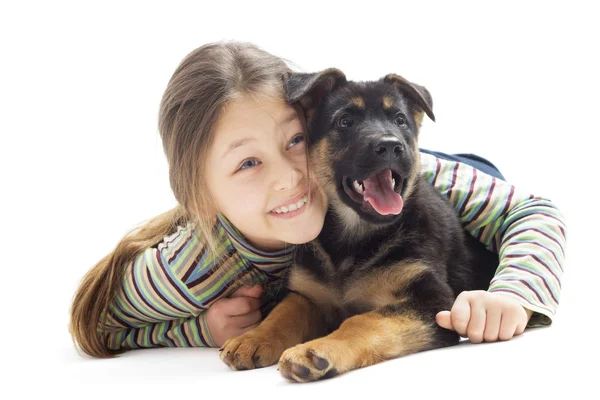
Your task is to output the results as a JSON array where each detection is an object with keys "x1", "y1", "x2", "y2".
[{"x1": 234, "y1": 184, "x2": 264, "y2": 208}]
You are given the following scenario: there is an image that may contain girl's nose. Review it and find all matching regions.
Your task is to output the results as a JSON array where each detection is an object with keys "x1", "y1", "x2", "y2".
[{"x1": 273, "y1": 162, "x2": 303, "y2": 192}]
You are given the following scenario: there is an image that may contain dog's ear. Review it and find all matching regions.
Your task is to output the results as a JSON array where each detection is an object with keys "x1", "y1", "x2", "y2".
[
  {"x1": 284, "y1": 68, "x2": 346, "y2": 113},
  {"x1": 383, "y1": 74, "x2": 435, "y2": 122}
]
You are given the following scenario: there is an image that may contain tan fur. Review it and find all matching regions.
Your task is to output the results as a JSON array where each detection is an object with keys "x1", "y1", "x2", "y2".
[
  {"x1": 288, "y1": 267, "x2": 340, "y2": 312},
  {"x1": 311, "y1": 139, "x2": 333, "y2": 186},
  {"x1": 343, "y1": 262, "x2": 428, "y2": 308},
  {"x1": 311, "y1": 136, "x2": 383, "y2": 243},
  {"x1": 222, "y1": 259, "x2": 435, "y2": 379},
  {"x1": 351, "y1": 97, "x2": 365, "y2": 109},
  {"x1": 279, "y1": 310, "x2": 434, "y2": 381},
  {"x1": 311, "y1": 140, "x2": 360, "y2": 243},
  {"x1": 402, "y1": 139, "x2": 421, "y2": 201},
  {"x1": 290, "y1": 258, "x2": 429, "y2": 313},
  {"x1": 311, "y1": 139, "x2": 356, "y2": 234},
  {"x1": 220, "y1": 293, "x2": 323, "y2": 370},
  {"x1": 414, "y1": 110, "x2": 424, "y2": 127},
  {"x1": 331, "y1": 145, "x2": 347, "y2": 163},
  {"x1": 383, "y1": 95, "x2": 394, "y2": 109}
]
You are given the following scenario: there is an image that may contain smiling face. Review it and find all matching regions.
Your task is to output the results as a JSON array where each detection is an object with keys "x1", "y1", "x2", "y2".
[{"x1": 205, "y1": 93, "x2": 328, "y2": 251}]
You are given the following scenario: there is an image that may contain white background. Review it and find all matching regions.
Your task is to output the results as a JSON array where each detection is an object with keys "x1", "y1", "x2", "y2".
[{"x1": 1, "y1": 0, "x2": 597, "y2": 398}]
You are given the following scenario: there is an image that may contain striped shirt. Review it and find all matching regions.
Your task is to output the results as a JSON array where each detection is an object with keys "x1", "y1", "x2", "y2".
[{"x1": 102, "y1": 152, "x2": 566, "y2": 350}]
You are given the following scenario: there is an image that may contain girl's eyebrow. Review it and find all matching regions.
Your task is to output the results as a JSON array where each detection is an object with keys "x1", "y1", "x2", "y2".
[
  {"x1": 222, "y1": 111, "x2": 299, "y2": 158},
  {"x1": 223, "y1": 137, "x2": 256, "y2": 158}
]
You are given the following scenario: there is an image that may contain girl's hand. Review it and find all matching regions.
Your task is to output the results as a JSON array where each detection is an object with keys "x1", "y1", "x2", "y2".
[
  {"x1": 206, "y1": 285, "x2": 264, "y2": 347},
  {"x1": 435, "y1": 290, "x2": 534, "y2": 343}
]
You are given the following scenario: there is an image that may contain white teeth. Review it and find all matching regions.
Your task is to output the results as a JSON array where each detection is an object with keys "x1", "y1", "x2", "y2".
[
  {"x1": 353, "y1": 180, "x2": 364, "y2": 194},
  {"x1": 273, "y1": 195, "x2": 309, "y2": 214},
  {"x1": 391, "y1": 178, "x2": 396, "y2": 190}
]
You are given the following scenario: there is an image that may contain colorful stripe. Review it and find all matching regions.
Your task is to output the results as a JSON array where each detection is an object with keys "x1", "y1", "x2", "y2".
[{"x1": 421, "y1": 153, "x2": 566, "y2": 326}]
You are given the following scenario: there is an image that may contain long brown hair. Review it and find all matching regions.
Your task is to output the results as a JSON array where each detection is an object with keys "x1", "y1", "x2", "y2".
[{"x1": 69, "y1": 42, "x2": 294, "y2": 358}]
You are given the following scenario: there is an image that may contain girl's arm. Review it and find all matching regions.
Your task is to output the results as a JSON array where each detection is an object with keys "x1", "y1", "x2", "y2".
[
  {"x1": 101, "y1": 223, "x2": 216, "y2": 349},
  {"x1": 422, "y1": 153, "x2": 566, "y2": 326},
  {"x1": 104, "y1": 311, "x2": 216, "y2": 349},
  {"x1": 100, "y1": 223, "x2": 263, "y2": 350}
]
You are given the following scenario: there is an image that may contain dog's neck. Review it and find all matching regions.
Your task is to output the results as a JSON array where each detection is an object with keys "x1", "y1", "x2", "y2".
[
  {"x1": 320, "y1": 206, "x2": 396, "y2": 250},
  {"x1": 328, "y1": 207, "x2": 383, "y2": 244},
  {"x1": 320, "y1": 176, "x2": 424, "y2": 249}
]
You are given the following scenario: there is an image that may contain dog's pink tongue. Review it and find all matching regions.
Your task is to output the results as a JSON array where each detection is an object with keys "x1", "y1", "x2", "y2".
[{"x1": 363, "y1": 170, "x2": 404, "y2": 215}]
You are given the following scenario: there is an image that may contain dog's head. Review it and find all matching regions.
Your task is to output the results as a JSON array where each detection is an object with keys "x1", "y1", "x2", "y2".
[{"x1": 285, "y1": 69, "x2": 434, "y2": 229}]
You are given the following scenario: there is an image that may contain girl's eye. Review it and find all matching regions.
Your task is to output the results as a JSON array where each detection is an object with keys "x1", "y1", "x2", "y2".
[
  {"x1": 394, "y1": 113, "x2": 407, "y2": 127},
  {"x1": 337, "y1": 114, "x2": 353, "y2": 129},
  {"x1": 238, "y1": 159, "x2": 260, "y2": 171},
  {"x1": 288, "y1": 134, "x2": 305, "y2": 148}
]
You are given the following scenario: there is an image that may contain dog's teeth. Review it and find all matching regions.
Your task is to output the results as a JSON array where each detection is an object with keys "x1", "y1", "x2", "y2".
[
  {"x1": 353, "y1": 180, "x2": 364, "y2": 194},
  {"x1": 392, "y1": 178, "x2": 396, "y2": 190}
]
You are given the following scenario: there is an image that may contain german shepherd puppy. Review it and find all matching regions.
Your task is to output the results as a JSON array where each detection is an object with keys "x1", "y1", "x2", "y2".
[{"x1": 220, "y1": 69, "x2": 499, "y2": 382}]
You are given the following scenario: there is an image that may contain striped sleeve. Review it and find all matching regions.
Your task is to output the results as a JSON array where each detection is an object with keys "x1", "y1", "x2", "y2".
[
  {"x1": 102, "y1": 222, "x2": 219, "y2": 349},
  {"x1": 422, "y1": 153, "x2": 567, "y2": 326},
  {"x1": 104, "y1": 312, "x2": 216, "y2": 350}
]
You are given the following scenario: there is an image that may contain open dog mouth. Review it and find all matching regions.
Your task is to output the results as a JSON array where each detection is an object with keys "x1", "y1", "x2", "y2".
[{"x1": 342, "y1": 169, "x2": 405, "y2": 215}]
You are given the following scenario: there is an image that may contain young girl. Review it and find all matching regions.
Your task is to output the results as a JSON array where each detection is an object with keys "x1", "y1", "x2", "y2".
[{"x1": 69, "y1": 41, "x2": 566, "y2": 358}]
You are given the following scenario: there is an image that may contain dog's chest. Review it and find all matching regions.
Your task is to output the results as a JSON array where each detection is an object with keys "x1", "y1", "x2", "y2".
[{"x1": 288, "y1": 256, "x2": 425, "y2": 322}]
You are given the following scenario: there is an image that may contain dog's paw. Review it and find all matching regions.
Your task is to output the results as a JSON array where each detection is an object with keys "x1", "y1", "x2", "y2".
[
  {"x1": 278, "y1": 343, "x2": 339, "y2": 382},
  {"x1": 219, "y1": 329, "x2": 285, "y2": 371}
]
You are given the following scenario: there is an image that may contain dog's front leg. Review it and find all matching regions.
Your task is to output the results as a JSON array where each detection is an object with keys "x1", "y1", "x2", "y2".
[
  {"x1": 278, "y1": 302, "x2": 459, "y2": 382},
  {"x1": 220, "y1": 292, "x2": 325, "y2": 370}
]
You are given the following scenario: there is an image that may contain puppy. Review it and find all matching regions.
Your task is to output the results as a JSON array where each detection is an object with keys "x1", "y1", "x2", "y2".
[{"x1": 220, "y1": 69, "x2": 498, "y2": 382}]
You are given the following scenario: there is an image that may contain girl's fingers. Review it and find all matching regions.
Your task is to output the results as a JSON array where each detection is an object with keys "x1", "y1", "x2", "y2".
[
  {"x1": 231, "y1": 310, "x2": 262, "y2": 329},
  {"x1": 514, "y1": 323, "x2": 526, "y2": 337},
  {"x1": 515, "y1": 316, "x2": 528, "y2": 336},
  {"x1": 499, "y1": 307, "x2": 525, "y2": 340},
  {"x1": 237, "y1": 322, "x2": 261, "y2": 336},
  {"x1": 230, "y1": 285, "x2": 263, "y2": 299},
  {"x1": 514, "y1": 307, "x2": 530, "y2": 336},
  {"x1": 466, "y1": 300, "x2": 487, "y2": 344},
  {"x1": 221, "y1": 297, "x2": 262, "y2": 316},
  {"x1": 483, "y1": 305, "x2": 502, "y2": 342},
  {"x1": 450, "y1": 293, "x2": 472, "y2": 337},
  {"x1": 436, "y1": 311, "x2": 454, "y2": 330}
]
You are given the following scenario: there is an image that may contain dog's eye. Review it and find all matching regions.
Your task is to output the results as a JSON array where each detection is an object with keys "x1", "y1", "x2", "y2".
[
  {"x1": 337, "y1": 114, "x2": 353, "y2": 129},
  {"x1": 394, "y1": 113, "x2": 407, "y2": 127}
]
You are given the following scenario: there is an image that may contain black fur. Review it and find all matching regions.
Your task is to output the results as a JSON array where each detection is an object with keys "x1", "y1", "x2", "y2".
[{"x1": 285, "y1": 71, "x2": 499, "y2": 349}]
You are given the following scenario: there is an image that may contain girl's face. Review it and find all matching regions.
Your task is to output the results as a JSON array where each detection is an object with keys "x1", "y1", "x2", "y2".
[{"x1": 205, "y1": 93, "x2": 328, "y2": 251}]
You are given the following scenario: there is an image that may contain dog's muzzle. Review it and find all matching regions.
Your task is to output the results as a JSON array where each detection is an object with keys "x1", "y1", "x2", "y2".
[{"x1": 342, "y1": 169, "x2": 405, "y2": 215}]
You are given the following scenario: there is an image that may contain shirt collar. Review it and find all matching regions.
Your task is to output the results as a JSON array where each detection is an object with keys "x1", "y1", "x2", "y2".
[{"x1": 216, "y1": 213, "x2": 295, "y2": 266}]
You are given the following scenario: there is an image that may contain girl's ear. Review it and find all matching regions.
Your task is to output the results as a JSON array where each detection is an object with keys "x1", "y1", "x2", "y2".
[{"x1": 284, "y1": 68, "x2": 346, "y2": 115}]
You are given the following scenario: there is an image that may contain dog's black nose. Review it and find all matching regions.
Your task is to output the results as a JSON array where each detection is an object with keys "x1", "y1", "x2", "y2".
[{"x1": 374, "y1": 138, "x2": 404, "y2": 158}]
